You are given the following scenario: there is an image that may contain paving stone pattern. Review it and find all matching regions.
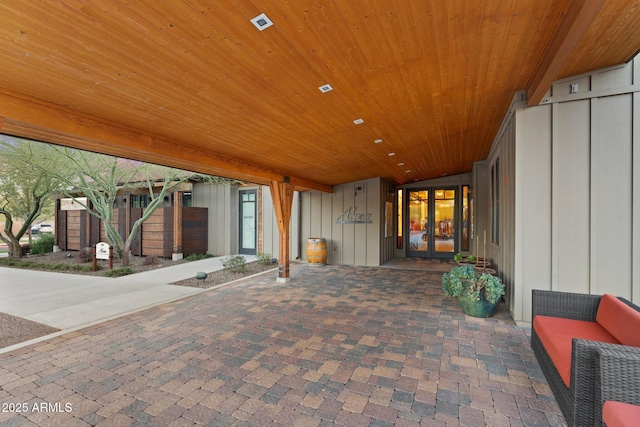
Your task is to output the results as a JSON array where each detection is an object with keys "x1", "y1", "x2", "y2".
[{"x1": 0, "y1": 264, "x2": 565, "y2": 426}]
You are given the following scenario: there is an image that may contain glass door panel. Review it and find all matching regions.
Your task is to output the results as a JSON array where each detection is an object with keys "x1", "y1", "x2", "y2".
[
  {"x1": 407, "y1": 190, "x2": 429, "y2": 255},
  {"x1": 406, "y1": 188, "x2": 457, "y2": 258},
  {"x1": 434, "y1": 189, "x2": 455, "y2": 254}
]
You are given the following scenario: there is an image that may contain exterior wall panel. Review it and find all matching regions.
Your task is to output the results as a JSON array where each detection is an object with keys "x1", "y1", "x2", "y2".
[
  {"x1": 481, "y1": 56, "x2": 640, "y2": 324},
  {"x1": 260, "y1": 187, "x2": 300, "y2": 262},
  {"x1": 192, "y1": 181, "x2": 237, "y2": 256},
  {"x1": 553, "y1": 100, "x2": 591, "y2": 294},
  {"x1": 591, "y1": 95, "x2": 633, "y2": 297},
  {"x1": 300, "y1": 178, "x2": 382, "y2": 266},
  {"x1": 515, "y1": 104, "x2": 552, "y2": 323}
]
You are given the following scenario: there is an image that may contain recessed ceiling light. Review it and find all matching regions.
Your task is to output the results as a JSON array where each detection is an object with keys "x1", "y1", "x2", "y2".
[
  {"x1": 405, "y1": 170, "x2": 412, "y2": 173},
  {"x1": 353, "y1": 118, "x2": 364, "y2": 125},
  {"x1": 250, "y1": 13, "x2": 273, "y2": 31},
  {"x1": 374, "y1": 139, "x2": 383, "y2": 143},
  {"x1": 398, "y1": 162, "x2": 404, "y2": 166},
  {"x1": 388, "y1": 152, "x2": 395, "y2": 156},
  {"x1": 319, "y1": 84, "x2": 333, "y2": 93}
]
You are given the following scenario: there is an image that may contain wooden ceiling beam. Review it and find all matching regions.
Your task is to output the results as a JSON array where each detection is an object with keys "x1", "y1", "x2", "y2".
[
  {"x1": 0, "y1": 90, "x2": 333, "y2": 193},
  {"x1": 526, "y1": 0, "x2": 606, "y2": 106}
]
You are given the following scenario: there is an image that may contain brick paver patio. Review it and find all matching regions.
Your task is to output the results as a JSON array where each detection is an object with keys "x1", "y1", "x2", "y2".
[{"x1": 0, "y1": 264, "x2": 565, "y2": 426}]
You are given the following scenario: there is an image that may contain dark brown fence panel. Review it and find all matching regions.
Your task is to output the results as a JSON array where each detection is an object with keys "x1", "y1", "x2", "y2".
[
  {"x1": 163, "y1": 207, "x2": 173, "y2": 258},
  {"x1": 90, "y1": 214, "x2": 100, "y2": 247},
  {"x1": 182, "y1": 207, "x2": 208, "y2": 256},
  {"x1": 57, "y1": 210, "x2": 67, "y2": 250},
  {"x1": 79, "y1": 211, "x2": 88, "y2": 248},
  {"x1": 130, "y1": 208, "x2": 142, "y2": 256}
]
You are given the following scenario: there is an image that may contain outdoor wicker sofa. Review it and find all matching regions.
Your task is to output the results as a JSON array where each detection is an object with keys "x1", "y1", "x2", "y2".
[
  {"x1": 598, "y1": 351, "x2": 640, "y2": 427},
  {"x1": 531, "y1": 290, "x2": 640, "y2": 427}
]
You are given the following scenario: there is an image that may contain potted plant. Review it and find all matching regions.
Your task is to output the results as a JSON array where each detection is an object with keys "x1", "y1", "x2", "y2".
[
  {"x1": 441, "y1": 264, "x2": 505, "y2": 317},
  {"x1": 454, "y1": 253, "x2": 477, "y2": 265}
]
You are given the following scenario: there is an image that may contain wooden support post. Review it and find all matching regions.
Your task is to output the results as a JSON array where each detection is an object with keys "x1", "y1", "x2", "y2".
[
  {"x1": 269, "y1": 179, "x2": 294, "y2": 282},
  {"x1": 173, "y1": 191, "x2": 183, "y2": 260}
]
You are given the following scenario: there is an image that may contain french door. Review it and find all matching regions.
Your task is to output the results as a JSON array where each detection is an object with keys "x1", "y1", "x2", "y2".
[
  {"x1": 406, "y1": 188, "x2": 457, "y2": 259},
  {"x1": 239, "y1": 189, "x2": 257, "y2": 255}
]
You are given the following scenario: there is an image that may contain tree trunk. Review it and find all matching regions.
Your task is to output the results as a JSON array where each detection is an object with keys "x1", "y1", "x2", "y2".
[
  {"x1": 121, "y1": 239, "x2": 131, "y2": 266},
  {"x1": 8, "y1": 239, "x2": 24, "y2": 258}
]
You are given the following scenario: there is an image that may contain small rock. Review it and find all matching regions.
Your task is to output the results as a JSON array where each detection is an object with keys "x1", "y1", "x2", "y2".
[{"x1": 196, "y1": 272, "x2": 207, "y2": 280}]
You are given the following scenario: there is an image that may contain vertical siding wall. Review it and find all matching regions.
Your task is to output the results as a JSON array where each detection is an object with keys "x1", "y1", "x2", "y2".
[
  {"x1": 481, "y1": 57, "x2": 640, "y2": 324},
  {"x1": 261, "y1": 187, "x2": 300, "y2": 261},
  {"x1": 299, "y1": 178, "x2": 388, "y2": 266},
  {"x1": 473, "y1": 112, "x2": 517, "y2": 313},
  {"x1": 192, "y1": 181, "x2": 237, "y2": 256}
]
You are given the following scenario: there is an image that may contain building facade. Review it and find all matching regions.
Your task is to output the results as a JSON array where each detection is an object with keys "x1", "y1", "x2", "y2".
[{"x1": 291, "y1": 55, "x2": 640, "y2": 325}]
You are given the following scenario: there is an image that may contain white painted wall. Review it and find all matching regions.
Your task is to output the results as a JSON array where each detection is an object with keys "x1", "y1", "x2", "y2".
[
  {"x1": 479, "y1": 55, "x2": 640, "y2": 324},
  {"x1": 299, "y1": 178, "x2": 384, "y2": 266},
  {"x1": 261, "y1": 187, "x2": 300, "y2": 262},
  {"x1": 192, "y1": 181, "x2": 237, "y2": 255}
]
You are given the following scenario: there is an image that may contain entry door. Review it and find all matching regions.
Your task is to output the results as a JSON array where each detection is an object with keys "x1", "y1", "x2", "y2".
[
  {"x1": 406, "y1": 188, "x2": 457, "y2": 259},
  {"x1": 239, "y1": 190, "x2": 257, "y2": 255}
]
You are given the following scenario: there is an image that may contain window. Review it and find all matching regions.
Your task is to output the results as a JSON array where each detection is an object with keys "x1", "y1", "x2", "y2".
[
  {"x1": 462, "y1": 185, "x2": 471, "y2": 251},
  {"x1": 131, "y1": 194, "x2": 150, "y2": 208},
  {"x1": 182, "y1": 192, "x2": 192, "y2": 207},
  {"x1": 396, "y1": 189, "x2": 403, "y2": 249},
  {"x1": 491, "y1": 158, "x2": 500, "y2": 244}
]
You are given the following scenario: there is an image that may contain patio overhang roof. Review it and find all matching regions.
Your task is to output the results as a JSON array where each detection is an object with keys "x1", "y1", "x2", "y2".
[{"x1": 0, "y1": 1, "x2": 639, "y2": 191}]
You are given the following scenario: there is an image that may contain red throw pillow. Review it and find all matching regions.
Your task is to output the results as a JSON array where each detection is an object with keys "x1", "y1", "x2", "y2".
[{"x1": 596, "y1": 294, "x2": 640, "y2": 347}]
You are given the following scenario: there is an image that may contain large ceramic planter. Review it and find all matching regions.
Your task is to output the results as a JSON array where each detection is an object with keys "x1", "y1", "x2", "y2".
[{"x1": 457, "y1": 292, "x2": 500, "y2": 318}]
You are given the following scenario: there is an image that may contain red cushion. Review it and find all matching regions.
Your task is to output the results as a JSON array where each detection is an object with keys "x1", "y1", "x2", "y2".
[
  {"x1": 603, "y1": 401, "x2": 640, "y2": 427},
  {"x1": 533, "y1": 315, "x2": 619, "y2": 387},
  {"x1": 596, "y1": 294, "x2": 640, "y2": 347}
]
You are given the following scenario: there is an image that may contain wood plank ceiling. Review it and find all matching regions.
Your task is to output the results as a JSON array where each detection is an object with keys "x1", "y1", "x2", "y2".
[{"x1": 0, "y1": 1, "x2": 639, "y2": 191}]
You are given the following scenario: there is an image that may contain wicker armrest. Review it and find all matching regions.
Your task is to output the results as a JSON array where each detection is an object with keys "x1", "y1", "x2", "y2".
[
  {"x1": 568, "y1": 339, "x2": 628, "y2": 426},
  {"x1": 597, "y1": 347, "x2": 640, "y2": 403},
  {"x1": 532, "y1": 289, "x2": 601, "y2": 322},
  {"x1": 594, "y1": 346, "x2": 640, "y2": 424}
]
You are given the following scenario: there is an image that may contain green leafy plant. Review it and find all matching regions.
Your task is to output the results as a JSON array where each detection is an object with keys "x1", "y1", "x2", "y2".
[
  {"x1": 256, "y1": 252, "x2": 273, "y2": 266},
  {"x1": 222, "y1": 255, "x2": 246, "y2": 273},
  {"x1": 466, "y1": 255, "x2": 476, "y2": 262},
  {"x1": 29, "y1": 233, "x2": 55, "y2": 255},
  {"x1": 453, "y1": 253, "x2": 463, "y2": 263},
  {"x1": 442, "y1": 264, "x2": 505, "y2": 304},
  {"x1": 184, "y1": 253, "x2": 214, "y2": 262},
  {"x1": 104, "y1": 267, "x2": 133, "y2": 277}
]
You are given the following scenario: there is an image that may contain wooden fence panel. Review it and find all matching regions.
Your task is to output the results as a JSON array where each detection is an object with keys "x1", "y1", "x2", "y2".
[
  {"x1": 66, "y1": 211, "x2": 81, "y2": 250},
  {"x1": 183, "y1": 207, "x2": 208, "y2": 256}
]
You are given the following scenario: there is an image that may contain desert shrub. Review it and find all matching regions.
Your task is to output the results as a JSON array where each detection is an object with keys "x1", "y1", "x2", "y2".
[
  {"x1": 256, "y1": 252, "x2": 273, "y2": 265},
  {"x1": 77, "y1": 247, "x2": 93, "y2": 263},
  {"x1": 104, "y1": 267, "x2": 133, "y2": 277},
  {"x1": 143, "y1": 256, "x2": 155, "y2": 265},
  {"x1": 222, "y1": 255, "x2": 246, "y2": 273},
  {"x1": 184, "y1": 253, "x2": 214, "y2": 262},
  {"x1": 29, "y1": 234, "x2": 55, "y2": 255}
]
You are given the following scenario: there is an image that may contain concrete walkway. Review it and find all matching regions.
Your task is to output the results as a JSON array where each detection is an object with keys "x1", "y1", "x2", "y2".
[{"x1": 0, "y1": 255, "x2": 257, "y2": 331}]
